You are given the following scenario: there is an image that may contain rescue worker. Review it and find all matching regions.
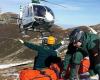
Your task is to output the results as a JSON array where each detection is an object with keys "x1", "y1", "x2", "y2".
[
  {"x1": 18, "y1": 36, "x2": 64, "y2": 70},
  {"x1": 63, "y1": 28, "x2": 100, "y2": 80}
]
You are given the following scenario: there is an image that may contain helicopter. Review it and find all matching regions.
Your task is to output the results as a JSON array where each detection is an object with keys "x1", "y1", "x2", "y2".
[{"x1": 18, "y1": 0, "x2": 55, "y2": 37}]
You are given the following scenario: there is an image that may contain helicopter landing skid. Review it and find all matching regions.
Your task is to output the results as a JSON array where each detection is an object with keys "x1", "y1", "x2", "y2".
[{"x1": 35, "y1": 27, "x2": 54, "y2": 39}]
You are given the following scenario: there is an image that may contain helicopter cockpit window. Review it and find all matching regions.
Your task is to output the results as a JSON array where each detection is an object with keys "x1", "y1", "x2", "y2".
[
  {"x1": 45, "y1": 6, "x2": 54, "y2": 18},
  {"x1": 33, "y1": 5, "x2": 46, "y2": 17},
  {"x1": 23, "y1": 6, "x2": 32, "y2": 17},
  {"x1": 23, "y1": 7, "x2": 29, "y2": 17}
]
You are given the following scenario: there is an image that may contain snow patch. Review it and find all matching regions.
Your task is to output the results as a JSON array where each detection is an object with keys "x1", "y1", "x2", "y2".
[{"x1": 0, "y1": 60, "x2": 33, "y2": 69}]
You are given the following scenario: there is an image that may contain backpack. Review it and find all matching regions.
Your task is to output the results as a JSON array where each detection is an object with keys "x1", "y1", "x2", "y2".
[
  {"x1": 19, "y1": 68, "x2": 58, "y2": 80},
  {"x1": 79, "y1": 57, "x2": 90, "y2": 73}
]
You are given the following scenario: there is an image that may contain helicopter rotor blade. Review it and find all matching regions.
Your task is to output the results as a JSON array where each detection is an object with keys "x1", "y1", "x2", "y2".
[{"x1": 41, "y1": 0, "x2": 68, "y2": 9}]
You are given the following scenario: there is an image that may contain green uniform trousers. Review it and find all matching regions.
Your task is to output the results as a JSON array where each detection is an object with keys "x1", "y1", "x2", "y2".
[{"x1": 63, "y1": 51, "x2": 83, "y2": 80}]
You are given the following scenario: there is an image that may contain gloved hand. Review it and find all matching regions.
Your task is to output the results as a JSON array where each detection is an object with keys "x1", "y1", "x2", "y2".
[
  {"x1": 61, "y1": 40, "x2": 65, "y2": 45},
  {"x1": 18, "y1": 39, "x2": 24, "y2": 44}
]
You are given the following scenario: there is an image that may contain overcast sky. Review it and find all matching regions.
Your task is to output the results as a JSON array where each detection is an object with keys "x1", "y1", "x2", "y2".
[{"x1": 0, "y1": 0, "x2": 100, "y2": 28}]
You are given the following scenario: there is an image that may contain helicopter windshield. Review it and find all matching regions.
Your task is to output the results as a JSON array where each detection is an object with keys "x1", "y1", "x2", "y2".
[
  {"x1": 33, "y1": 5, "x2": 46, "y2": 17},
  {"x1": 45, "y1": 6, "x2": 54, "y2": 18}
]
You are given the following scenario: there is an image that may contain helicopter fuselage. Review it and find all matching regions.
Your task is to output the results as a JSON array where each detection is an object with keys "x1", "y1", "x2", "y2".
[{"x1": 19, "y1": 3, "x2": 55, "y2": 33}]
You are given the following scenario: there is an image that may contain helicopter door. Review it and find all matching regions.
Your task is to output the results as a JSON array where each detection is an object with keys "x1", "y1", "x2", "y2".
[{"x1": 22, "y1": 6, "x2": 33, "y2": 26}]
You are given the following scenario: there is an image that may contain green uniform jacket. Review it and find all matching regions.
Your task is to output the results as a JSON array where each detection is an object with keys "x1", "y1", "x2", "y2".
[
  {"x1": 64, "y1": 32, "x2": 100, "y2": 69},
  {"x1": 81, "y1": 33, "x2": 100, "y2": 63},
  {"x1": 24, "y1": 42, "x2": 61, "y2": 69}
]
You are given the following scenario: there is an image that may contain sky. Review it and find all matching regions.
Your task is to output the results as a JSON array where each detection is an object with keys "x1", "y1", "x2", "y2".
[{"x1": 0, "y1": 0, "x2": 100, "y2": 28}]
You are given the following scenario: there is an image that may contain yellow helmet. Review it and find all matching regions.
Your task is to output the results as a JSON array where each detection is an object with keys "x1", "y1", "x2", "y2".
[{"x1": 47, "y1": 36, "x2": 55, "y2": 45}]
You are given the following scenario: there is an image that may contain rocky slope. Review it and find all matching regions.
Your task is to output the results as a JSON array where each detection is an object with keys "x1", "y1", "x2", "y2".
[{"x1": 0, "y1": 12, "x2": 100, "y2": 79}]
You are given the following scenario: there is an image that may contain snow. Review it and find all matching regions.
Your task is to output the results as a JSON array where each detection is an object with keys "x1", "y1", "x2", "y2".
[{"x1": 0, "y1": 60, "x2": 33, "y2": 69}]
